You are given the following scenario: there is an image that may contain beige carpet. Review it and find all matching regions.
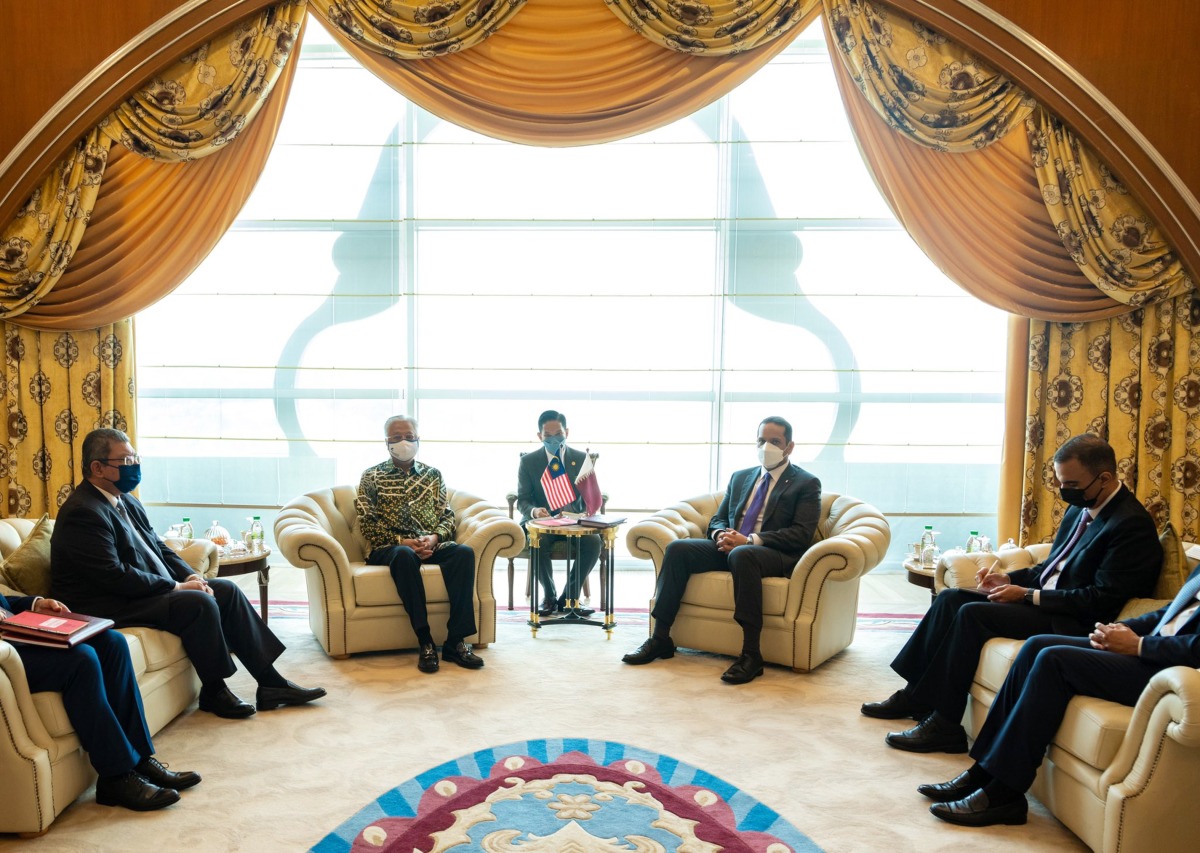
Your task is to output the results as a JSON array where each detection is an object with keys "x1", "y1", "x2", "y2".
[{"x1": 2, "y1": 613, "x2": 1089, "y2": 852}]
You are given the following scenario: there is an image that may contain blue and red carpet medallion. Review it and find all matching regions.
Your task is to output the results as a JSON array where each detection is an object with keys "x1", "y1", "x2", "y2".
[{"x1": 314, "y1": 738, "x2": 821, "y2": 852}]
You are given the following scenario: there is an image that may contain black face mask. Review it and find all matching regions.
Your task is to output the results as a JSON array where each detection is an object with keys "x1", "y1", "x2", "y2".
[
  {"x1": 114, "y1": 463, "x2": 142, "y2": 494},
  {"x1": 1060, "y1": 473, "x2": 1102, "y2": 508}
]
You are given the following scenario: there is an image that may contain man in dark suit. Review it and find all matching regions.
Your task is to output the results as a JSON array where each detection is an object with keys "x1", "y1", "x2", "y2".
[
  {"x1": 919, "y1": 563, "x2": 1200, "y2": 827},
  {"x1": 50, "y1": 428, "x2": 326, "y2": 719},
  {"x1": 622, "y1": 415, "x2": 821, "y2": 684},
  {"x1": 517, "y1": 409, "x2": 601, "y2": 617},
  {"x1": 1, "y1": 592, "x2": 198, "y2": 811},
  {"x1": 862, "y1": 434, "x2": 1161, "y2": 753}
]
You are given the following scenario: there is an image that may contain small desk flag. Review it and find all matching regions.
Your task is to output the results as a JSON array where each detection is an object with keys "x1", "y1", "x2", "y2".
[
  {"x1": 541, "y1": 453, "x2": 577, "y2": 512},
  {"x1": 575, "y1": 453, "x2": 602, "y2": 516}
]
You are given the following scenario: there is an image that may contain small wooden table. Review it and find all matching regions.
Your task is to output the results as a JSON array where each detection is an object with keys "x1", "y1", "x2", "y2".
[
  {"x1": 217, "y1": 548, "x2": 271, "y2": 623},
  {"x1": 903, "y1": 556, "x2": 936, "y2": 599},
  {"x1": 527, "y1": 520, "x2": 622, "y2": 637}
]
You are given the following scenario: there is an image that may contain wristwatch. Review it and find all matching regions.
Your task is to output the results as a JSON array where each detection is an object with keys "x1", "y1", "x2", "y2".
[{"x1": 1024, "y1": 587, "x2": 1036, "y2": 604}]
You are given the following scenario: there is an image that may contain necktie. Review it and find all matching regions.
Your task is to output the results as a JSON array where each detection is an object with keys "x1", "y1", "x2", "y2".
[
  {"x1": 116, "y1": 500, "x2": 173, "y2": 580},
  {"x1": 737, "y1": 474, "x2": 771, "y2": 536},
  {"x1": 1039, "y1": 511, "x2": 1092, "y2": 585},
  {"x1": 1152, "y1": 572, "x2": 1200, "y2": 636}
]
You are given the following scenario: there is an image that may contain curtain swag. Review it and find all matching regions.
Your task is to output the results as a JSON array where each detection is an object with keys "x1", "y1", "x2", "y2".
[
  {"x1": 99, "y1": 0, "x2": 307, "y2": 161},
  {"x1": 1028, "y1": 111, "x2": 1194, "y2": 310},
  {"x1": 322, "y1": 0, "x2": 526, "y2": 59},
  {"x1": 823, "y1": 0, "x2": 1033, "y2": 152},
  {"x1": 604, "y1": 0, "x2": 817, "y2": 55}
]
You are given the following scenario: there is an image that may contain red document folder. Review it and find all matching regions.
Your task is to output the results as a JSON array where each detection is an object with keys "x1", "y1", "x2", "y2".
[{"x1": 0, "y1": 610, "x2": 114, "y2": 649}]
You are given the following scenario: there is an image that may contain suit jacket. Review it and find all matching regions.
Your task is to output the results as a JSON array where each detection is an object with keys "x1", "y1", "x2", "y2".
[
  {"x1": 50, "y1": 480, "x2": 194, "y2": 622},
  {"x1": 1123, "y1": 564, "x2": 1200, "y2": 668},
  {"x1": 1004, "y1": 486, "x2": 1161, "y2": 629},
  {"x1": 517, "y1": 445, "x2": 589, "y2": 524},
  {"x1": 707, "y1": 463, "x2": 821, "y2": 560},
  {"x1": 0, "y1": 593, "x2": 36, "y2": 617}
]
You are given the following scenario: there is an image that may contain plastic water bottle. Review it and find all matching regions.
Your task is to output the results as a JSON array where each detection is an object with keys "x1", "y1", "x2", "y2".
[
  {"x1": 920, "y1": 525, "x2": 938, "y2": 568},
  {"x1": 965, "y1": 530, "x2": 981, "y2": 553},
  {"x1": 249, "y1": 516, "x2": 265, "y2": 555},
  {"x1": 180, "y1": 517, "x2": 194, "y2": 542}
]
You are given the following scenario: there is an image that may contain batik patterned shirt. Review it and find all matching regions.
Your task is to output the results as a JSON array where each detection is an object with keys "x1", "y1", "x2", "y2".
[{"x1": 355, "y1": 460, "x2": 456, "y2": 552}]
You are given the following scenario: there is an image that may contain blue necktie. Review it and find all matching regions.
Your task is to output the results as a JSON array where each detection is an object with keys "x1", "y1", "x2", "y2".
[
  {"x1": 1153, "y1": 572, "x2": 1200, "y2": 636},
  {"x1": 737, "y1": 474, "x2": 771, "y2": 536}
]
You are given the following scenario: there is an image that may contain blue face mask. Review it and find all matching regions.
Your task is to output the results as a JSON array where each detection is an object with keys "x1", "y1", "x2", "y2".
[
  {"x1": 542, "y1": 434, "x2": 565, "y2": 454},
  {"x1": 114, "y1": 463, "x2": 142, "y2": 494}
]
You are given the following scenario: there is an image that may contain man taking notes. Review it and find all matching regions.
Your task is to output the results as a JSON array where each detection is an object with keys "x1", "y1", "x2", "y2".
[
  {"x1": 517, "y1": 410, "x2": 602, "y2": 617},
  {"x1": 622, "y1": 416, "x2": 821, "y2": 684},
  {"x1": 861, "y1": 434, "x2": 1161, "y2": 753}
]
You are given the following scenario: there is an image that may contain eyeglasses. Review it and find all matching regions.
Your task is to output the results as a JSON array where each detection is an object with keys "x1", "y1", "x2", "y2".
[
  {"x1": 100, "y1": 455, "x2": 140, "y2": 467},
  {"x1": 387, "y1": 436, "x2": 419, "y2": 443}
]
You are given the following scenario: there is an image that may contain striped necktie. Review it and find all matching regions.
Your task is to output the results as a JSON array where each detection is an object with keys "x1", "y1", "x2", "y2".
[{"x1": 1039, "y1": 511, "x2": 1092, "y2": 585}]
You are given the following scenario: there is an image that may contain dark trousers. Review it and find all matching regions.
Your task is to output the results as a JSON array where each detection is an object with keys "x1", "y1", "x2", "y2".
[
  {"x1": 972, "y1": 635, "x2": 1157, "y2": 792},
  {"x1": 18, "y1": 630, "x2": 152, "y2": 777},
  {"x1": 532, "y1": 532, "x2": 601, "y2": 603},
  {"x1": 115, "y1": 578, "x2": 285, "y2": 687},
  {"x1": 892, "y1": 589, "x2": 1086, "y2": 723},
  {"x1": 651, "y1": 538, "x2": 792, "y2": 644},
  {"x1": 368, "y1": 542, "x2": 477, "y2": 643}
]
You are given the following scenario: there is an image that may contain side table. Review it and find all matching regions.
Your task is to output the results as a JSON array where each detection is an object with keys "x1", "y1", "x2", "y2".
[
  {"x1": 218, "y1": 548, "x2": 272, "y2": 623},
  {"x1": 903, "y1": 556, "x2": 936, "y2": 599},
  {"x1": 527, "y1": 520, "x2": 622, "y2": 637}
]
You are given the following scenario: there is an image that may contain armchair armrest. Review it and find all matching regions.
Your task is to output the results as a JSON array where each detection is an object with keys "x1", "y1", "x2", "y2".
[
  {"x1": 0, "y1": 639, "x2": 58, "y2": 765},
  {"x1": 1100, "y1": 665, "x2": 1200, "y2": 798},
  {"x1": 626, "y1": 509, "x2": 705, "y2": 573},
  {"x1": 935, "y1": 546, "x2": 1039, "y2": 592},
  {"x1": 164, "y1": 538, "x2": 220, "y2": 578},
  {"x1": 273, "y1": 499, "x2": 354, "y2": 611}
]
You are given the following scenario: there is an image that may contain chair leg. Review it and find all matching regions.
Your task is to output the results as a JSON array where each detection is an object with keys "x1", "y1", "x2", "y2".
[
  {"x1": 583, "y1": 576, "x2": 592, "y2": 602},
  {"x1": 507, "y1": 557, "x2": 515, "y2": 611}
]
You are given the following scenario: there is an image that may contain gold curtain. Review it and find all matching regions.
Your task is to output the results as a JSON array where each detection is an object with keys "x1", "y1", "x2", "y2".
[
  {"x1": 321, "y1": 0, "x2": 526, "y2": 58},
  {"x1": 823, "y1": 0, "x2": 1033, "y2": 152},
  {"x1": 1021, "y1": 294, "x2": 1200, "y2": 544},
  {"x1": 0, "y1": 320, "x2": 135, "y2": 518},
  {"x1": 311, "y1": 0, "x2": 820, "y2": 145},
  {"x1": 604, "y1": 0, "x2": 815, "y2": 55}
]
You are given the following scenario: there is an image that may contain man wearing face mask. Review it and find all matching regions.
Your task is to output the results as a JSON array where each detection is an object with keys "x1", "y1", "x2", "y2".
[
  {"x1": 355, "y1": 415, "x2": 483, "y2": 673},
  {"x1": 622, "y1": 416, "x2": 821, "y2": 684},
  {"x1": 517, "y1": 410, "x2": 601, "y2": 617},
  {"x1": 51, "y1": 429, "x2": 326, "y2": 719},
  {"x1": 861, "y1": 434, "x2": 1161, "y2": 754}
]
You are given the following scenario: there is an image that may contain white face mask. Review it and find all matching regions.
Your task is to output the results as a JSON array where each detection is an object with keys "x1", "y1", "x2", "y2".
[
  {"x1": 388, "y1": 440, "x2": 418, "y2": 463},
  {"x1": 757, "y1": 443, "x2": 785, "y2": 470}
]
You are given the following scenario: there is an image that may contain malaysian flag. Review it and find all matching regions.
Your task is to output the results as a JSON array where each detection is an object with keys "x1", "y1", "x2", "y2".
[{"x1": 540, "y1": 453, "x2": 577, "y2": 512}]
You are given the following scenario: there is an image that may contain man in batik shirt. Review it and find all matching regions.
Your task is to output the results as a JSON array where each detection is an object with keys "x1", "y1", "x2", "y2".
[{"x1": 355, "y1": 415, "x2": 483, "y2": 673}]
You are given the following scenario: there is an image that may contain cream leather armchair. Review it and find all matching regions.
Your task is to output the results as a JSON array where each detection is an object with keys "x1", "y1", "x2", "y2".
[
  {"x1": 626, "y1": 492, "x2": 890, "y2": 672},
  {"x1": 0, "y1": 517, "x2": 218, "y2": 837},
  {"x1": 937, "y1": 543, "x2": 1200, "y2": 853},
  {"x1": 274, "y1": 485, "x2": 524, "y2": 658}
]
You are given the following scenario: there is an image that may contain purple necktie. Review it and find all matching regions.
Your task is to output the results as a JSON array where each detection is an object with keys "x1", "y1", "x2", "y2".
[
  {"x1": 737, "y1": 474, "x2": 771, "y2": 536},
  {"x1": 1039, "y1": 511, "x2": 1092, "y2": 585}
]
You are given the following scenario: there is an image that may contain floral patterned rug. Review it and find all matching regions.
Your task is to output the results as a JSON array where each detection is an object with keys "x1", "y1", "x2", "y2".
[{"x1": 312, "y1": 738, "x2": 822, "y2": 852}]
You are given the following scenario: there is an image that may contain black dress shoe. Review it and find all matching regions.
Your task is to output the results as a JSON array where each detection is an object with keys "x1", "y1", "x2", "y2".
[
  {"x1": 442, "y1": 641, "x2": 485, "y2": 669},
  {"x1": 929, "y1": 788, "x2": 1028, "y2": 827},
  {"x1": 861, "y1": 689, "x2": 927, "y2": 720},
  {"x1": 418, "y1": 642, "x2": 440, "y2": 673},
  {"x1": 256, "y1": 680, "x2": 327, "y2": 711},
  {"x1": 95, "y1": 771, "x2": 181, "y2": 811},
  {"x1": 135, "y1": 756, "x2": 201, "y2": 791},
  {"x1": 886, "y1": 713, "x2": 969, "y2": 753},
  {"x1": 198, "y1": 686, "x2": 256, "y2": 719},
  {"x1": 622, "y1": 636, "x2": 675, "y2": 665},
  {"x1": 918, "y1": 770, "x2": 979, "y2": 802},
  {"x1": 721, "y1": 652, "x2": 765, "y2": 684},
  {"x1": 537, "y1": 598, "x2": 558, "y2": 617}
]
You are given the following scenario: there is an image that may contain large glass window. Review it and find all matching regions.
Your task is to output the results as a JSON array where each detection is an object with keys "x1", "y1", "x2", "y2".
[{"x1": 136, "y1": 18, "x2": 1006, "y2": 563}]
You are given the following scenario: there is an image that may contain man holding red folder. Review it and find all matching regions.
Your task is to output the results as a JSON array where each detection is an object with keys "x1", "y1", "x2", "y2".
[{"x1": 1, "y1": 592, "x2": 199, "y2": 811}]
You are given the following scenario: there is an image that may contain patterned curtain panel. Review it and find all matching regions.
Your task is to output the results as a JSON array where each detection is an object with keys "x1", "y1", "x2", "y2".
[
  {"x1": 0, "y1": 130, "x2": 111, "y2": 325},
  {"x1": 323, "y1": 0, "x2": 526, "y2": 59},
  {"x1": 0, "y1": 320, "x2": 135, "y2": 518},
  {"x1": 1029, "y1": 111, "x2": 1194, "y2": 310},
  {"x1": 99, "y1": 1, "x2": 306, "y2": 161},
  {"x1": 823, "y1": 0, "x2": 1033, "y2": 152},
  {"x1": 604, "y1": 0, "x2": 816, "y2": 55},
  {"x1": 1021, "y1": 293, "x2": 1200, "y2": 545}
]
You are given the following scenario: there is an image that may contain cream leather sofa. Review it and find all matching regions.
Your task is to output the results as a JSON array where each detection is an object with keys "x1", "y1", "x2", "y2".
[
  {"x1": 938, "y1": 544, "x2": 1200, "y2": 853},
  {"x1": 273, "y1": 485, "x2": 524, "y2": 658},
  {"x1": 626, "y1": 492, "x2": 890, "y2": 672},
  {"x1": 0, "y1": 517, "x2": 218, "y2": 837}
]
